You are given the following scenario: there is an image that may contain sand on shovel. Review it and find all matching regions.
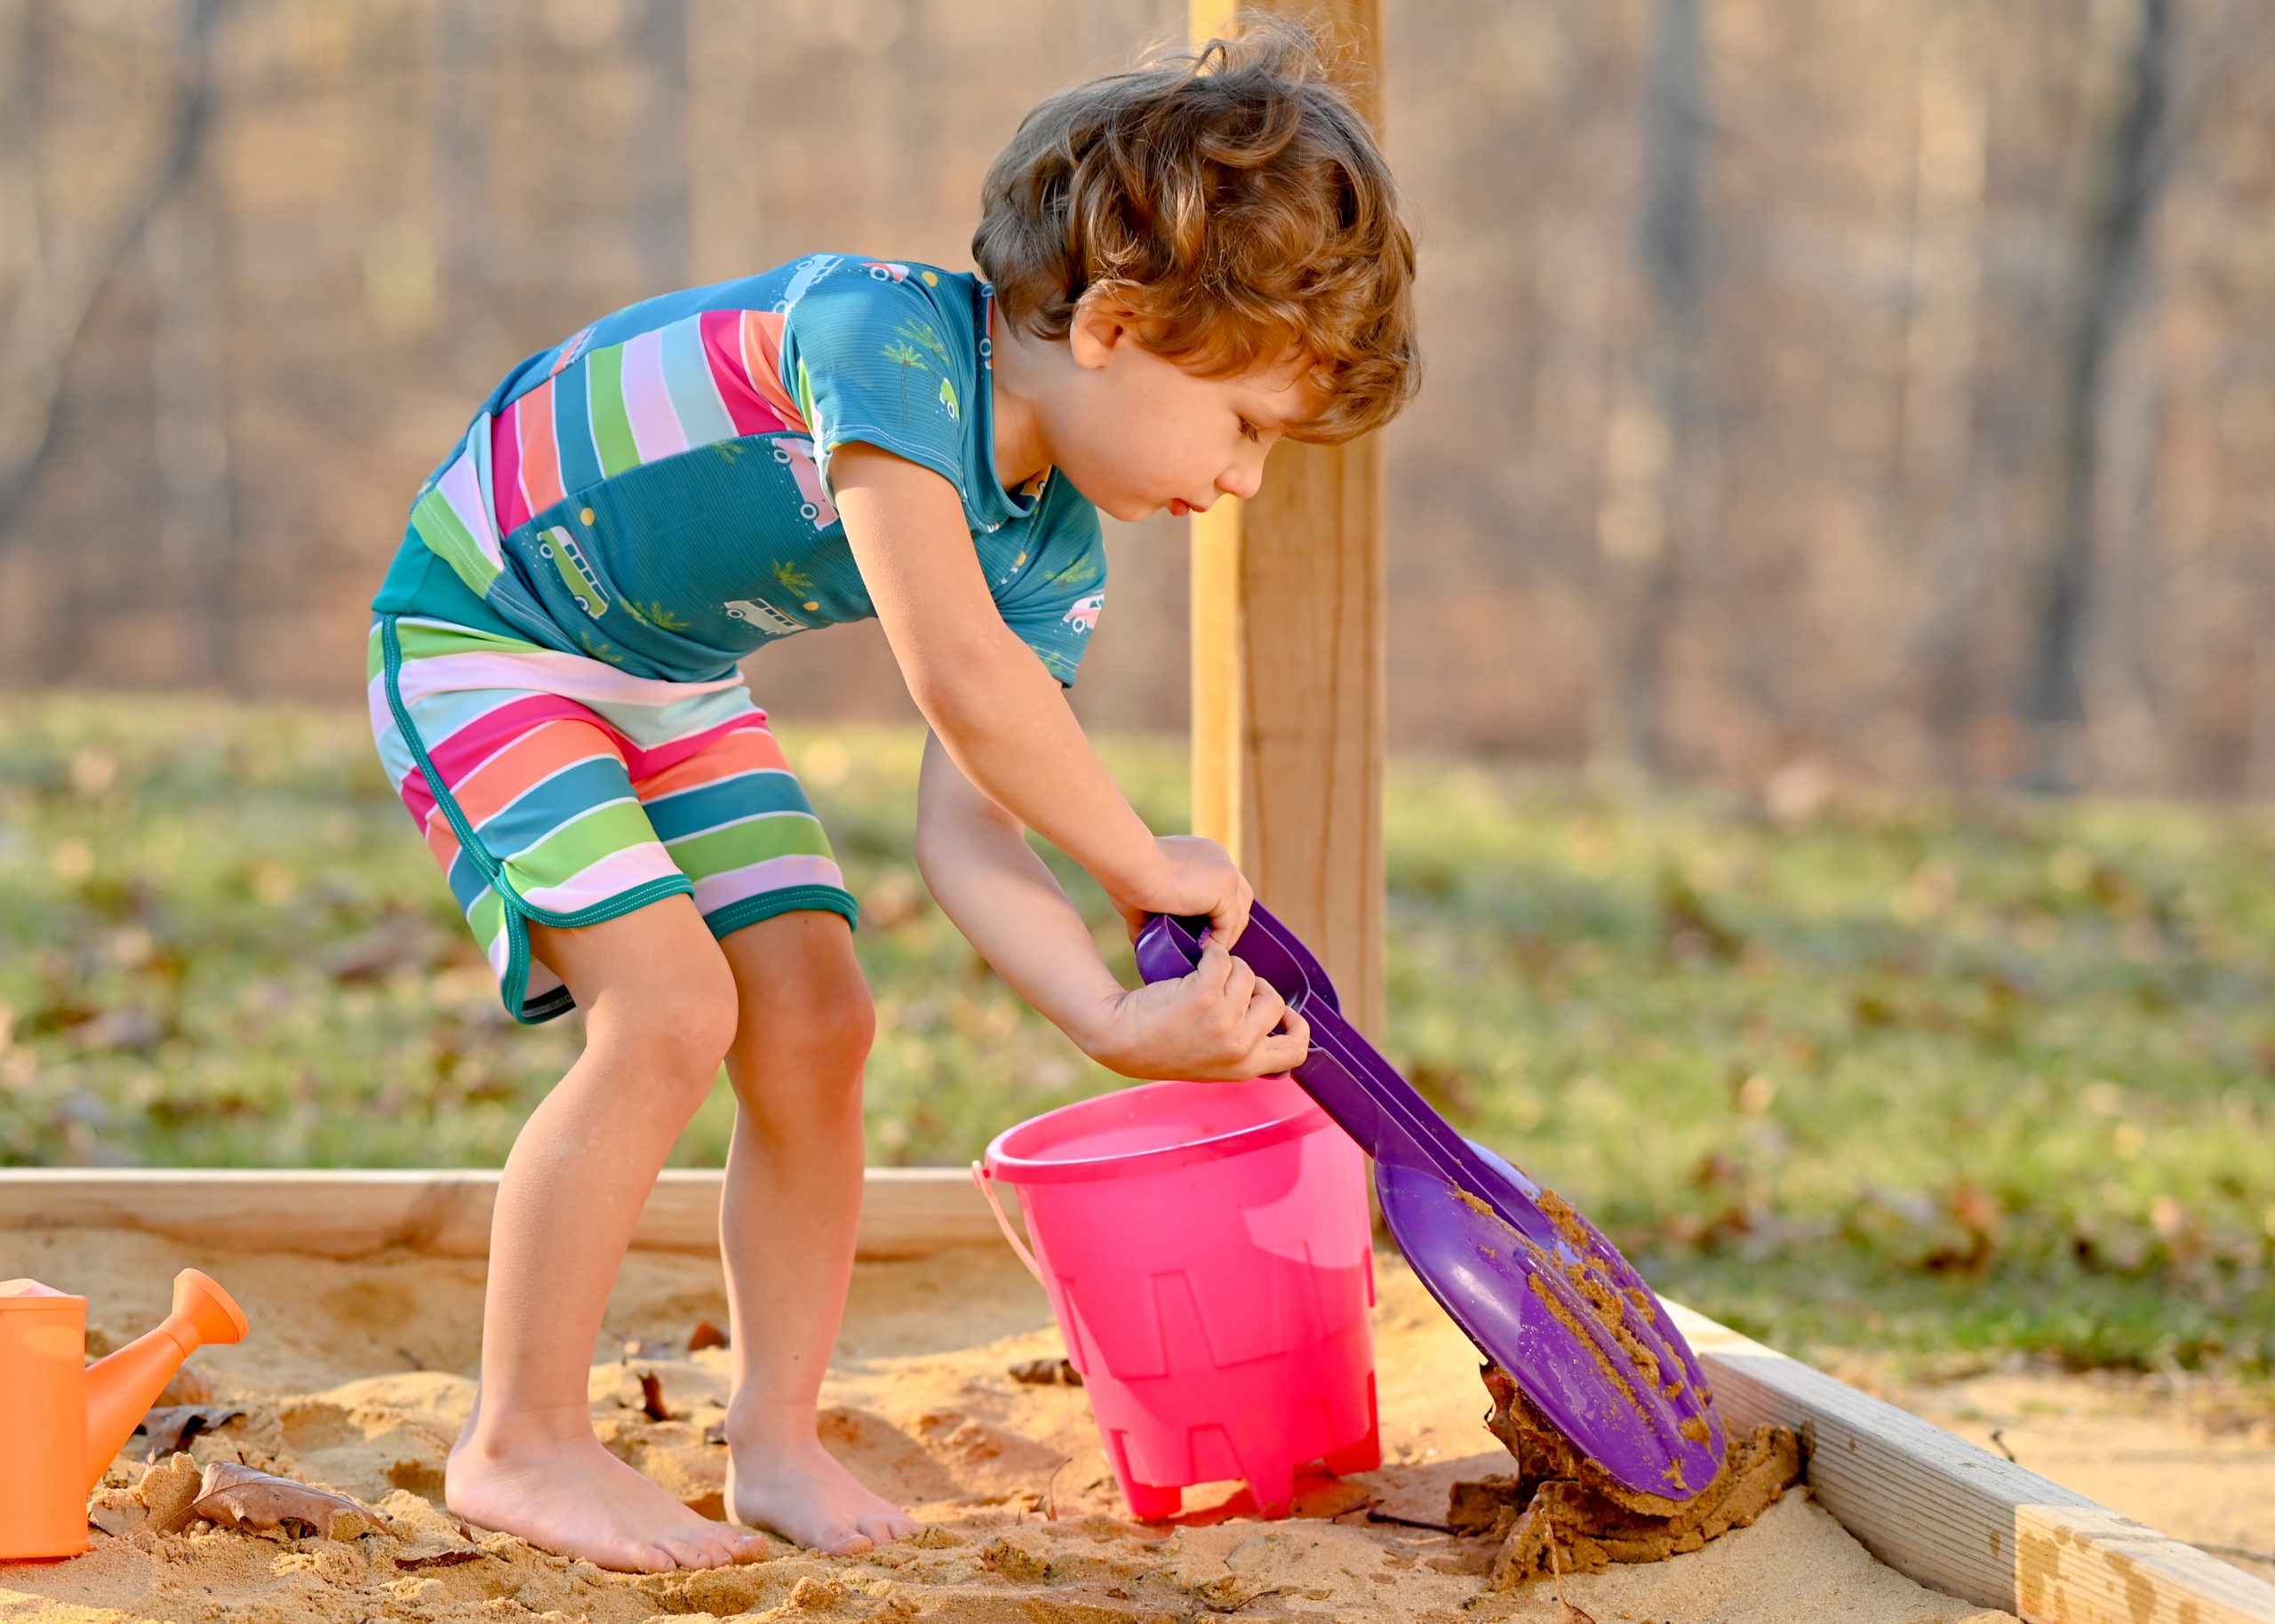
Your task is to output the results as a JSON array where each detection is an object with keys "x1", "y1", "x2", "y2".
[{"x1": 0, "y1": 1224, "x2": 2017, "y2": 1624}]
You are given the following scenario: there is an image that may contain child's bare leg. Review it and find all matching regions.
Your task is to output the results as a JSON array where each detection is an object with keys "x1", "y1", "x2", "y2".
[
  {"x1": 444, "y1": 896, "x2": 768, "y2": 1573},
  {"x1": 715, "y1": 910, "x2": 920, "y2": 1554}
]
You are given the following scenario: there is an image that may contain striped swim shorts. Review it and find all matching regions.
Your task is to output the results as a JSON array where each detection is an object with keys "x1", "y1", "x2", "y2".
[{"x1": 368, "y1": 612, "x2": 857, "y2": 1023}]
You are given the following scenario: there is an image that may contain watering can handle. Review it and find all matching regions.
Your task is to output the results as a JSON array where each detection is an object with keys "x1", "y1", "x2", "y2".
[{"x1": 970, "y1": 1162, "x2": 1044, "y2": 1286}]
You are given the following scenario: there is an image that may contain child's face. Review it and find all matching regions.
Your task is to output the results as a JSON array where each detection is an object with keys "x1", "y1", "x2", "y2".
[{"x1": 1044, "y1": 301, "x2": 1325, "y2": 524}]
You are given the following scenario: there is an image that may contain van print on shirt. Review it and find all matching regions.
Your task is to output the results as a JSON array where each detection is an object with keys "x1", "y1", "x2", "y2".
[
  {"x1": 770, "y1": 437, "x2": 838, "y2": 529},
  {"x1": 773, "y1": 255, "x2": 842, "y2": 314},
  {"x1": 723, "y1": 599, "x2": 806, "y2": 637},
  {"x1": 537, "y1": 526, "x2": 609, "y2": 619},
  {"x1": 1064, "y1": 593, "x2": 1105, "y2": 633}
]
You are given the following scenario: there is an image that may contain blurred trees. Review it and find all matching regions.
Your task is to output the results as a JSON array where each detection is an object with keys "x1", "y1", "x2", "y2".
[{"x1": 0, "y1": 0, "x2": 2270, "y2": 797}]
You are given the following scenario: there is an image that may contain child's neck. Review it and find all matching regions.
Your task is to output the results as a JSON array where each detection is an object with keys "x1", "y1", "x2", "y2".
[{"x1": 986, "y1": 299, "x2": 1055, "y2": 497}]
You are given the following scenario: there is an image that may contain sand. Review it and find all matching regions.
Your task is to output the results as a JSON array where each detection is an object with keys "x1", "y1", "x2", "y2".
[{"x1": 2, "y1": 1226, "x2": 2019, "y2": 1624}]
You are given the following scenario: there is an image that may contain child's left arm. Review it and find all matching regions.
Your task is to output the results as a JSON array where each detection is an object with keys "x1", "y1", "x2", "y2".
[{"x1": 914, "y1": 729, "x2": 1311, "y2": 1083}]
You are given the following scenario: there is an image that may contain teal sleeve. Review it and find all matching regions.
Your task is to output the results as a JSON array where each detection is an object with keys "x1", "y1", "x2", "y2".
[
  {"x1": 995, "y1": 482, "x2": 1109, "y2": 688},
  {"x1": 778, "y1": 266, "x2": 970, "y2": 503}
]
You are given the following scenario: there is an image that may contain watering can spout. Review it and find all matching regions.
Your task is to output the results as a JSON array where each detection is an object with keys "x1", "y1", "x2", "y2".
[{"x1": 83, "y1": 1268, "x2": 248, "y2": 1492}]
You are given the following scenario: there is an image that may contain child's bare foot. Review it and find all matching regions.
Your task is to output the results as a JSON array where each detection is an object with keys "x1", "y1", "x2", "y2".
[
  {"x1": 726, "y1": 1428, "x2": 920, "y2": 1555},
  {"x1": 447, "y1": 1418, "x2": 769, "y2": 1572}
]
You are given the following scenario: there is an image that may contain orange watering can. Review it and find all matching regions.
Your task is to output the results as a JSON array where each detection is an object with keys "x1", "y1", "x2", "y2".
[{"x1": 0, "y1": 1269, "x2": 249, "y2": 1560}]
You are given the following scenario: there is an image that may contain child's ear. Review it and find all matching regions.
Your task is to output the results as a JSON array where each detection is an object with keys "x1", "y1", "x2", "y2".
[{"x1": 1067, "y1": 291, "x2": 1140, "y2": 370}]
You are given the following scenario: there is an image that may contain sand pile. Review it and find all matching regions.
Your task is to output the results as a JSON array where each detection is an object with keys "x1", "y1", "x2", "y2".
[{"x1": 1, "y1": 1226, "x2": 2016, "y2": 1623}]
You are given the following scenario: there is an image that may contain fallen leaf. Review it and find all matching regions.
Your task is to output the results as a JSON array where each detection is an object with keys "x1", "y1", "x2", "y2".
[
  {"x1": 134, "y1": 1404, "x2": 244, "y2": 1459},
  {"x1": 1191, "y1": 1572, "x2": 1285, "y2": 1612},
  {"x1": 1924, "y1": 1175, "x2": 2002, "y2": 1275},
  {"x1": 188, "y1": 1461, "x2": 384, "y2": 1540},
  {"x1": 688, "y1": 1320, "x2": 729, "y2": 1351},
  {"x1": 637, "y1": 1370, "x2": 671, "y2": 1421},
  {"x1": 1008, "y1": 1357, "x2": 1082, "y2": 1388},
  {"x1": 395, "y1": 1548, "x2": 486, "y2": 1569}
]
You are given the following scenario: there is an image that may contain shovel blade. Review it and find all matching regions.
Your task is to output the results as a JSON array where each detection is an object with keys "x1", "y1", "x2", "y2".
[{"x1": 1371, "y1": 1118, "x2": 1723, "y2": 1502}]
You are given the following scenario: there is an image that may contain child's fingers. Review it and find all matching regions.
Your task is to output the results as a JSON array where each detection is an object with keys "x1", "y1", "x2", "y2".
[
  {"x1": 1193, "y1": 936, "x2": 1236, "y2": 991},
  {"x1": 1209, "y1": 877, "x2": 1254, "y2": 952},
  {"x1": 1249, "y1": 1023, "x2": 1312, "y2": 1077},
  {"x1": 1227, "y1": 977, "x2": 1287, "y2": 1055},
  {"x1": 1241, "y1": 999, "x2": 1310, "y2": 1077}
]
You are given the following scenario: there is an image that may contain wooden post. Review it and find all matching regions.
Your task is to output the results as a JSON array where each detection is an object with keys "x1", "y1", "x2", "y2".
[{"x1": 1188, "y1": 0, "x2": 1388, "y2": 1040}]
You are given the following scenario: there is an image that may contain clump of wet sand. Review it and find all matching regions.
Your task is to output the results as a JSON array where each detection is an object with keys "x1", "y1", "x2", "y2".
[{"x1": 0, "y1": 1226, "x2": 2016, "y2": 1623}]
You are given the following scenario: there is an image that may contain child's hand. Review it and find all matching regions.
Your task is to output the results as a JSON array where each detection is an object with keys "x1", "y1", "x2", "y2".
[
  {"x1": 1108, "y1": 834, "x2": 1255, "y2": 949},
  {"x1": 1078, "y1": 936, "x2": 1312, "y2": 1081}
]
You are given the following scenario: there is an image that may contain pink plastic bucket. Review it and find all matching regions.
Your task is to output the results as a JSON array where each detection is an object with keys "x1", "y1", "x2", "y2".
[{"x1": 975, "y1": 1077, "x2": 1379, "y2": 1520}]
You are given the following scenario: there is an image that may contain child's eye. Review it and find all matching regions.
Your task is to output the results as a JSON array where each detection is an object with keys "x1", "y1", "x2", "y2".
[{"x1": 1238, "y1": 418, "x2": 1262, "y2": 442}]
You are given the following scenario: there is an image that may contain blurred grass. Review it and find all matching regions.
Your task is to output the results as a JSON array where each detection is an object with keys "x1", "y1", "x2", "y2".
[{"x1": 1, "y1": 693, "x2": 2270, "y2": 1378}]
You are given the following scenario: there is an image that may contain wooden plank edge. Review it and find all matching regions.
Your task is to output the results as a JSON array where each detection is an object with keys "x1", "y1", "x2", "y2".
[
  {"x1": 8, "y1": 1170, "x2": 2266, "y2": 1623},
  {"x1": 1670, "y1": 1302, "x2": 2275, "y2": 1624},
  {"x1": 0, "y1": 1166, "x2": 1020, "y2": 1262}
]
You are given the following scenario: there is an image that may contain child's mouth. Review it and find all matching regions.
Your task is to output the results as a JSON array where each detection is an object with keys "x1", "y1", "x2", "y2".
[{"x1": 1169, "y1": 498, "x2": 1190, "y2": 517}]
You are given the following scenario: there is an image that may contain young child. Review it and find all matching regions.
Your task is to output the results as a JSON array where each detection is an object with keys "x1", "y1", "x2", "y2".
[{"x1": 365, "y1": 20, "x2": 1416, "y2": 1573}]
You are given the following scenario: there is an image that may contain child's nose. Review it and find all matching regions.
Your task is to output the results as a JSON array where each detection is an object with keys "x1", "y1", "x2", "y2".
[{"x1": 1217, "y1": 463, "x2": 1265, "y2": 502}]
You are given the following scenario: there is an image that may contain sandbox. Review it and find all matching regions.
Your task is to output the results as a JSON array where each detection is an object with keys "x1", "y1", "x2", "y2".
[{"x1": 2, "y1": 1170, "x2": 2267, "y2": 1624}]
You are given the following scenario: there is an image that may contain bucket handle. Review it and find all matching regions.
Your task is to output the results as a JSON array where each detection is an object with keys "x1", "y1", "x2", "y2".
[{"x1": 970, "y1": 1162, "x2": 1044, "y2": 1286}]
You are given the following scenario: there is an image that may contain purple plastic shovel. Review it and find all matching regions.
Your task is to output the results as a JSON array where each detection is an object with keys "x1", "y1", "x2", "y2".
[{"x1": 1137, "y1": 904, "x2": 1724, "y2": 1506}]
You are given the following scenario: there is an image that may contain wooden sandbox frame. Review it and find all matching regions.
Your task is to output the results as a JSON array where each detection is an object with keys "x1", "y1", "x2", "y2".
[{"x1": 4, "y1": 1167, "x2": 2270, "y2": 1624}]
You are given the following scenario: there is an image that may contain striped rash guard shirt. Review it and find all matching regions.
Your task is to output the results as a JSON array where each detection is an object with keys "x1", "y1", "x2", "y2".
[{"x1": 373, "y1": 255, "x2": 1108, "y2": 686}]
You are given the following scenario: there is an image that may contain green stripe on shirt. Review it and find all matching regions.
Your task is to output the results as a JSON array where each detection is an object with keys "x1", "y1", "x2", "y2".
[{"x1": 587, "y1": 344, "x2": 640, "y2": 477}]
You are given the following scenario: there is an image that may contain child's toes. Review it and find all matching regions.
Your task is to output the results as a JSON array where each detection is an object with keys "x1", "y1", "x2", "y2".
[
  {"x1": 682, "y1": 1526, "x2": 753, "y2": 1569},
  {"x1": 857, "y1": 1512, "x2": 918, "y2": 1546},
  {"x1": 652, "y1": 1532, "x2": 714, "y2": 1570}
]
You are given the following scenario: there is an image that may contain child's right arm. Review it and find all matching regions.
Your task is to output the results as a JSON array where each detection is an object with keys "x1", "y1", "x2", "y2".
[
  {"x1": 833, "y1": 443, "x2": 1253, "y2": 946},
  {"x1": 914, "y1": 728, "x2": 1310, "y2": 1080}
]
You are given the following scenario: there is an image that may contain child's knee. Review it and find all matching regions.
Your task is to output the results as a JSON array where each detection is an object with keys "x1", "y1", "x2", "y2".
[
  {"x1": 588, "y1": 954, "x2": 739, "y2": 1087},
  {"x1": 731, "y1": 976, "x2": 874, "y2": 1095},
  {"x1": 812, "y1": 987, "x2": 878, "y2": 1072},
  {"x1": 770, "y1": 984, "x2": 875, "y2": 1080}
]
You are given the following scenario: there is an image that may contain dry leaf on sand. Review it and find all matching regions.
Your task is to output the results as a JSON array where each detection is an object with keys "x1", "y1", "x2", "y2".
[
  {"x1": 1008, "y1": 1357, "x2": 1083, "y2": 1387},
  {"x1": 188, "y1": 1461, "x2": 386, "y2": 1540},
  {"x1": 395, "y1": 1547, "x2": 487, "y2": 1570},
  {"x1": 134, "y1": 1403, "x2": 244, "y2": 1459}
]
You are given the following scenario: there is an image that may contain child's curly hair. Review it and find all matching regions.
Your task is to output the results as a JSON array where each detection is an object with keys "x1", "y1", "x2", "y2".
[{"x1": 972, "y1": 16, "x2": 1418, "y2": 445}]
